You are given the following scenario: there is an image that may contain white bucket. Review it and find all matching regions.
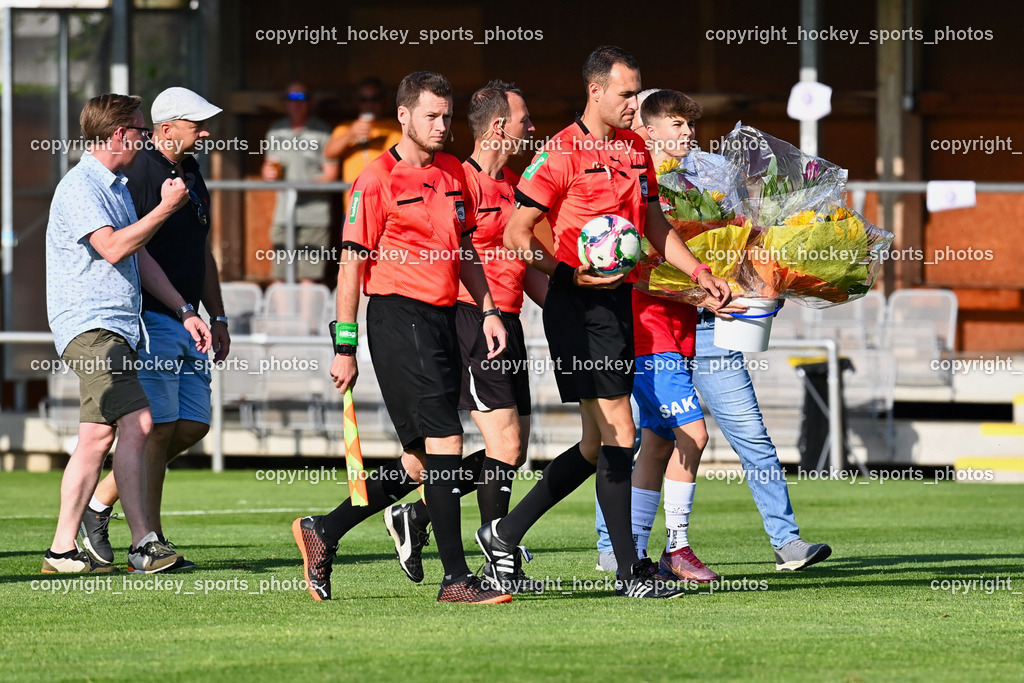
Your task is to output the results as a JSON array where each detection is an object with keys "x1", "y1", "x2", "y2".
[{"x1": 713, "y1": 298, "x2": 780, "y2": 352}]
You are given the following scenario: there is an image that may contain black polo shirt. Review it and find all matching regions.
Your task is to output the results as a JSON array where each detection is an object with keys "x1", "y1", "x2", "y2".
[{"x1": 124, "y1": 143, "x2": 210, "y2": 319}]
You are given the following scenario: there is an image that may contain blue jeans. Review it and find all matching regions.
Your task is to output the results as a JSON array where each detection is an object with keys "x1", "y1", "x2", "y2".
[{"x1": 596, "y1": 312, "x2": 801, "y2": 551}]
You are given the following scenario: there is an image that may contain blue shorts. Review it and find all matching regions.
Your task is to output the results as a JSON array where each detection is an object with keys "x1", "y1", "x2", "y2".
[
  {"x1": 632, "y1": 352, "x2": 704, "y2": 441},
  {"x1": 138, "y1": 310, "x2": 212, "y2": 424}
]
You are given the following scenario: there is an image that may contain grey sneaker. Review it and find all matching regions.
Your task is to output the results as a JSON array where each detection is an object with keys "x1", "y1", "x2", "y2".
[
  {"x1": 78, "y1": 507, "x2": 117, "y2": 565},
  {"x1": 157, "y1": 535, "x2": 196, "y2": 572},
  {"x1": 128, "y1": 534, "x2": 183, "y2": 574},
  {"x1": 595, "y1": 551, "x2": 618, "y2": 572},
  {"x1": 775, "y1": 539, "x2": 832, "y2": 571}
]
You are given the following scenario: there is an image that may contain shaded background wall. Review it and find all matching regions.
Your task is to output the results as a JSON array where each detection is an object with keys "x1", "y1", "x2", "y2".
[{"x1": 2, "y1": 0, "x2": 1023, "y2": 408}]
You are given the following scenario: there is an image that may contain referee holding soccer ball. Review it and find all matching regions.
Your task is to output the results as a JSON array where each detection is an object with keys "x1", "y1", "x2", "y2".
[{"x1": 475, "y1": 46, "x2": 731, "y2": 599}]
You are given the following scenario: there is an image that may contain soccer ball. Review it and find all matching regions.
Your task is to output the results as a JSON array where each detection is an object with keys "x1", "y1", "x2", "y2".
[{"x1": 577, "y1": 215, "x2": 641, "y2": 276}]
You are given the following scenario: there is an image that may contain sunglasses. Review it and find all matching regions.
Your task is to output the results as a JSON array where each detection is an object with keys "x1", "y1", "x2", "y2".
[
  {"x1": 188, "y1": 188, "x2": 209, "y2": 227},
  {"x1": 126, "y1": 126, "x2": 152, "y2": 135},
  {"x1": 287, "y1": 91, "x2": 308, "y2": 101}
]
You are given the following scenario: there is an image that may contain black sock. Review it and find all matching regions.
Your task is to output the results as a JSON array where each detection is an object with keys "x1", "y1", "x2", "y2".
[
  {"x1": 596, "y1": 445, "x2": 639, "y2": 579},
  {"x1": 407, "y1": 449, "x2": 486, "y2": 523},
  {"x1": 321, "y1": 458, "x2": 418, "y2": 544},
  {"x1": 424, "y1": 454, "x2": 470, "y2": 583},
  {"x1": 477, "y1": 457, "x2": 518, "y2": 525},
  {"x1": 497, "y1": 443, "x2": 594, "y2": 545}
]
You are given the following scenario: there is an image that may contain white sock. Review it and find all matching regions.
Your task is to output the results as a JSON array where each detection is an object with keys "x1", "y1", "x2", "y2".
[
  {"x1": 88, "y1": 496, "x2": 111, "y2": 513},
  {"x1": 630, "y1": 486, "x2": 661, "y2": 558},
  {"x1": 664, "y1": 479, "x2": 696, "y2": 553},
  {"x1": 136, "y1": 531, "x2": 159, "y2": 550}
]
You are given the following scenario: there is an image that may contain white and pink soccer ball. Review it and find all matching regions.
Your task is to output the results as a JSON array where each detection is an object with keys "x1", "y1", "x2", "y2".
[{"x1": 577, "y1": 215, "x2": 641, "y2": 276}]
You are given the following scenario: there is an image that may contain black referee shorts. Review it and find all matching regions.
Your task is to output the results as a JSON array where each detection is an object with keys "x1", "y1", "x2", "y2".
[
  {"x1": 455, "y1": 303, "x2": 532, "y2": 416},
  {"x1": 543, "y1": 280, "x2": 635, "y2": 403},
  {"x1": 366, "y1": 295, "x2": 463, "y2": 451}
]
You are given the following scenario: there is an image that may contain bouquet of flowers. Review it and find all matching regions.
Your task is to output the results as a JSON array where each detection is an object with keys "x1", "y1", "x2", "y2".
[
  {"x1": 635, "y1": 126, "x2": 894, "y2": 308},
  {"x1": 636, "y1": 152, "x2": 755, "y2": 305}
]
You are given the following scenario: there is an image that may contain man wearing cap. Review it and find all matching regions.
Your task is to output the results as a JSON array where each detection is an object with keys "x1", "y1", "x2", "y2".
[
  {"x1": 79, "y1": 87, "x2": 229, "y2": 571},
  {"x1": 260, "y1": 82, "x2": 336, "y2": 283}
]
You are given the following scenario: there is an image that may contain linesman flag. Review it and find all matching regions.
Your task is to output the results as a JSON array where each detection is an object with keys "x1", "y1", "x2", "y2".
[{"x1": 343, "y1": 388, "x2": 368, "y2": 506}]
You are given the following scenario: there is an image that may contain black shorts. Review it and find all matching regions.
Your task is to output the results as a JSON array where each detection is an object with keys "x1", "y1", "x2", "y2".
[
  {"x1": 367, "y1": 295, "x2": 463, "y2": 451},
  {"x1": 455, "y1": 303, "x2": 532, "y2": 416},
  {"x1": 543, "y1": 280, "x2": 634, "y2": 403}
]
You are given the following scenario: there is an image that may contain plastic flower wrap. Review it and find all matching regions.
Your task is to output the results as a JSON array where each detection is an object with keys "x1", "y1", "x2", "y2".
[
  {"x1": 746, "y1": 207, "x2": 893, "y2": 307},
  {"x1": 636, "y1": 126, "x2": 894, "y2": 309},
  {"x1": 721, "y1": 123, "x2": 848, "y2": 227},
  {"x1": 642, "y1": 222, "x2": 755, "y2": 304},
  {"x1": 635, "y1": 153, "x2": 752, "y2": 305}
]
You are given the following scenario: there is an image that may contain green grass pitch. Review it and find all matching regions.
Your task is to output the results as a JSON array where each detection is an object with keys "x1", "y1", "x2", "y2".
[{"x1": 1, "y1": 469, "x2": 1021, "y2": 681}]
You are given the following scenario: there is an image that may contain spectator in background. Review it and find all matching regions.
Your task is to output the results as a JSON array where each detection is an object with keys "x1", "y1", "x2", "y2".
[
  {"x1": 324, "y1": 77, "x2": 402, "y2": 212},
  {"x1": 261, "y1": 82, "x2": 336, "y2": 283}
]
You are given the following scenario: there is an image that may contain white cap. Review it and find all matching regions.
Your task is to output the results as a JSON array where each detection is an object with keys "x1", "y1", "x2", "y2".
[{"x1": 151, "y1": 87, "x2": 222, "y2": 124}]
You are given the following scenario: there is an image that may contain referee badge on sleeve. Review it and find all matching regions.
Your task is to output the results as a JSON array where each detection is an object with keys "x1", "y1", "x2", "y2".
[
  {"x1": 455, "y1": 200, "x2": 466, "y2": 225},
  {"x1": 639, "y1": 174, "x2": 649, "y2": 198},
  {"x1": 348, "y1": 190, "x2": 362, "y2": 224}
]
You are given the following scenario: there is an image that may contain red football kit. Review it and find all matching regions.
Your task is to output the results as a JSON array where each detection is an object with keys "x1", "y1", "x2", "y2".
[
  {"x1": 513, "y1": 119, "x2": 657, "y2": 284},
  {"x1": 632, "y1": 290, "x2": 697, "y2": 356},
  {"x1": 342, "y1": 146, "x2": 475, "y2": 307},
  {"x1": 456, "y1": 159, "x2": 525, "y2": 314}
]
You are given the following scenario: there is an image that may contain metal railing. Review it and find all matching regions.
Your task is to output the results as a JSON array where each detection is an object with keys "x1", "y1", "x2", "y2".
[
  {"x1": 846, "y1": 180, "x2": 1024, "y2": 214},
  {"x1": 9, "y1": 177, "x2": 1024, "y2": 467},
  {"x1": 0, "y1": 331, "x2": 850, "y2": 474},
  {"x1": 1, "y1": 179, "x2": 350, "y2": 409},
  {"x1": 205, "y1": 179, "x2": 350, "y2": 285}
]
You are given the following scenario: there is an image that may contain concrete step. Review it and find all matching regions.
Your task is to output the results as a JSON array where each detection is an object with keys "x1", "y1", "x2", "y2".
[
  {"x1": 980, "y1": 423, "x2": 1024, "y2": 437},
  {"x1": 954, "y1": 456, "x2": 1024, "y2": 483}
]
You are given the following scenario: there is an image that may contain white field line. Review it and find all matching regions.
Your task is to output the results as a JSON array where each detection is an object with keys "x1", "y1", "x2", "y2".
[
  {"x1": 0, "y1": 507, "x2": 310, "y2": 520},
  {"x1": 0, "y1": 501, "x2": 480, "y2": 520}
]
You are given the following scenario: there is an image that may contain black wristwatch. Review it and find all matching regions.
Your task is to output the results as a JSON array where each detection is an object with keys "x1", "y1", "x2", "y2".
[{"x1": 176, "y1": 303, "x2": 195, "y2": 320}]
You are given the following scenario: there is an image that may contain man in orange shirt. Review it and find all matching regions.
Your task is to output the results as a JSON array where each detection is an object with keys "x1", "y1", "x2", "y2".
[
  {"x1": 382, "y1": 80, "x2": 548, "y2": 593},
  {"x1": 324, "y1": 77, "x2": 403, "y2": 211},
  {"x1": 292, "y1": 71, "x2": 511, "y2": 605}
]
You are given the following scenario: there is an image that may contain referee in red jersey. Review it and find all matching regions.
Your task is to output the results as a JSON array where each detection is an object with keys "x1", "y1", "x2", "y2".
[
  {"x1": 383, "y1": 80, "x2": 549, "y2": 592},
  {"x1": 293, "y1": 71, "x2": 511, "y2": 605},
  {"x1": 476, "y1": 46, "x2": 731, "y2": 598}
]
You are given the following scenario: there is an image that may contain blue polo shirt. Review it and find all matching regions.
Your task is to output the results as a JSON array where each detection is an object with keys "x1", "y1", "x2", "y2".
[{"x1": 45, "y1": 151, "x2": 142, "y2": 355}]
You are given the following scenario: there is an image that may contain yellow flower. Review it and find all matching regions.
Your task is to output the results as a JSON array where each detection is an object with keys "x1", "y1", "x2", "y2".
[
  {"x1": 657, "y1": 158, "x2": 680, "y2": 175},
  {"x1": 782, "y1": 210, "x2": 819, "y2": 226},
  {"x1": 829, "y1": 206, "x2": 854, "y2": 222},
  {"x1": 710, "y1": 190, "x2": 726, "y2": 203}
]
